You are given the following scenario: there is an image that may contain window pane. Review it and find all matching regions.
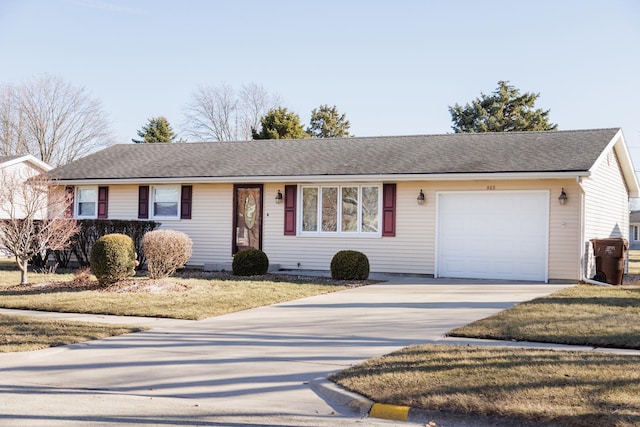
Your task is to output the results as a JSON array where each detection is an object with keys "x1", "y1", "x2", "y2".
[
  {"x1": 322, "y1": 187, "x2": 338, "y2": 232},
  {"x1": 154, "y1": 187, "x2": 178, "y2": 202},
  {"x1": 302, "y1": 187, "x2": 318, "y2": 231},
  {"x1": 153, "y1": 187, "x2": 179, "y2": 217},
  {"x1": 341, "y1": 187, "x2": 358, "y2": 232},
  {"x1": 154, "y1": 202, "x2": 178, "y2": 217},
  {"x1": 78, "y1": 188, "x2": 96, "y2": 202},
  {"x1": 78, "y1": 202, "x2": 95, "y2": 216},
  {"x1": 361, "y1": 186, "x2": 379, "y2": 232}
]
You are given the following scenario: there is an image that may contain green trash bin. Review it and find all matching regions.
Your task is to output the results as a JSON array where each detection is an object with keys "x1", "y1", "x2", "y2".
[{"x1": 591, "y1": 238, "x2": 628, "y2": 285}]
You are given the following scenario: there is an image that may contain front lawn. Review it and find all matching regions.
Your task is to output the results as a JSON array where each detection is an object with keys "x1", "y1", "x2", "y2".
[
  {"x1": 448, "y1": 284, "x2": 640, "y2": 349},
  {"x1": 332, "y1": 283, "x2": 640, "y2": 427},
  {"x1": 332, "y1": 344, "x2": 640, "y2": 427},
  {"x1": 0, "y1": 261, "x2": 351, "y2": 320},
  {"x1": 0, "y1": 314, "x2": 143, "y2": 352}
]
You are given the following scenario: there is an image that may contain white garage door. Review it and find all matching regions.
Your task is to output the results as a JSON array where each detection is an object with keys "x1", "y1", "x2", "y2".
[{"x1": 437, "y1": 191, "x2": 548, "y2": 282}]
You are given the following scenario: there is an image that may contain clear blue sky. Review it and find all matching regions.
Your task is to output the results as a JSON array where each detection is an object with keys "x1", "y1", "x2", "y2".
[{"x1": 1, "y1": 0, "x2": 639, "y2": 171}]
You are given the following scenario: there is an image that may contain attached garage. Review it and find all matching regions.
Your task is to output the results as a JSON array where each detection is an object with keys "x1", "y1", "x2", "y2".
[{"x1": 436, "y1": 191, "x2": 549, "y2": 281}]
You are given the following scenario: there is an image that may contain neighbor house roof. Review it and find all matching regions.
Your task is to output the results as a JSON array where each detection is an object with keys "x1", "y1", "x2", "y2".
[
  {"x1": 0, "y1": 154, "x2": 52, "y2": 171},
  {"x1": 48, "y1": 128, "x2": 639, "y2": 194},
  {"x1": 0, "y1": 155, "x2": 22, "y2": 164},
  {"x1": 630, "y1": 211, "x2": 640, "y2": 224}
]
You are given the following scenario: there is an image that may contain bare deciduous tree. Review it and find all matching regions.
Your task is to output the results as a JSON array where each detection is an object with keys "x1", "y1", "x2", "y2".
[
  {"x1": 182, "y1": 83, "x2": 280, "y2": 141},
  {"x1": 0, "y1": 84, "x2": 28, "y2": 156},
  {"x1": 0, "y1": 75, "x2": 114, "y2": 167},
  {"x1": 0, "y1": 168, "x2": 78, "y2": 284}
]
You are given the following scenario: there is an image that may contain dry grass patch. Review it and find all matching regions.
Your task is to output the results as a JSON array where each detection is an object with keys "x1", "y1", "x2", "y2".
[
  {"x1": 0, "y1": 314, "x2": 143, "y2": 352},
  {"x1": 448, "y1": 284, "x2": 640, "y2": 349},
  {"x1": 332, "y1": 344, "x2": 640, "y2": 427},
  {"x1": 627, "y1": 250, "x2": 640, "y2": 275},
  {"x1": 0, "y1": 267, "x2": 355, "y2": 320}
]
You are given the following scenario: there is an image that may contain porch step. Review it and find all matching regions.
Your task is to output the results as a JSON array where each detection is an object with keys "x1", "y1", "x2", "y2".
[{"x1": 203, "y1": 262, "x2": 281, "y2": 273}]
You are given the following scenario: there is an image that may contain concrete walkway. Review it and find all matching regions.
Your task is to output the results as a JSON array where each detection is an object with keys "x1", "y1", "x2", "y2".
[{"x1": 0, "y1": 277, "x2": 573, "y2": 426}]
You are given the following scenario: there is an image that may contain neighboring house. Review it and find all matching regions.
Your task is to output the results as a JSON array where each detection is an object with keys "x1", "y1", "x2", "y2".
[
  {"x1": 47, "y1": 128, "x2": 639, "y2": 283},
  {"x1": 629, "y1": 210, "x2": 640, "y2": 250},
  {"x1": 0, "y1": 154, "x2": 53, "y2": 255}
]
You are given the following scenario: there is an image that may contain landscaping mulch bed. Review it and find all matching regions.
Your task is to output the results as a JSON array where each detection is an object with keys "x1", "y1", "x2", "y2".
[{"x1": 4, "y1": 270, "x2": 373, "y2": 295}]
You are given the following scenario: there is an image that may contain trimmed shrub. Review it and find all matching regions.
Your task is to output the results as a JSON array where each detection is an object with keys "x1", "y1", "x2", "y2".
[
  {"x1": 330, "y1": 250, "x2": 370, "y2": 280},
  {"x1": 143, "y1": 229, "x2": 193, "y2": 279},
  {"x1": 90, "y1": 233, "x2": 137, "y2": 286},
  {"x1": 232, "y1": 248, "x2": 269, "y2": 276},
  {"x1": 71, "y1": 220, "x2": 161, "y2": 268}
]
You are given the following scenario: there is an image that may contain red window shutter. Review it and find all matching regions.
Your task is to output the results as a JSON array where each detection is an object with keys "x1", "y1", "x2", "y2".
[
  {"x1": 181, "y1": 185, "x2": 192, "y2": 219},
  {"x1": 382, "y1": 183, "x2": 396, "y2": 237},
  {"x1": 97, "y1": 186, "x2": 108, "y2": 219},
  {"x1": 65, "y1": 186, "x2": 74, "y2": 218},
  {"x1": 138, "y1": 186, "x2": 149, "y2": 219},
  {"x1": 284, "y1": 185, "x2": 297, "y2": 235}
]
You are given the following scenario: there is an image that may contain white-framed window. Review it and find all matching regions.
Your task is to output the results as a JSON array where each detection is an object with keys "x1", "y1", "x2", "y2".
[
  {"x1": 300, "y1": 184, "x2": 381, "y2": 236},
  {"x1": 76, "y1": 187, "x2": 97, "y2": 218},
  {"x1": 151, "y1": 186, "x2": 180, "y2": 219},
  {"x1": 634, "y1": 225, "x2": 640, "y2": 241}
]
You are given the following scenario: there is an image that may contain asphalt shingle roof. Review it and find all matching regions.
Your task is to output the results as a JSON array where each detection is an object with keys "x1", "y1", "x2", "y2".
[
  {"x1": 0, "y1": 155, "x2": 22, "y2": 165},
  {"x1": 48, "y1": 128, "x2": 620, "y2": 181}
]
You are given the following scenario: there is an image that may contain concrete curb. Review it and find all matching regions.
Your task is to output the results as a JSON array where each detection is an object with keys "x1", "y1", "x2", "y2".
[{"x1": 309, "y1": 378, "x2": 373, "y2": 417}]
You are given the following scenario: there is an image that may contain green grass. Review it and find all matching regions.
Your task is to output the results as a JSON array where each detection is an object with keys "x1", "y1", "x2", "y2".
[{"x1": 0, "y1": 314, "x2": 144, "y2": 352}]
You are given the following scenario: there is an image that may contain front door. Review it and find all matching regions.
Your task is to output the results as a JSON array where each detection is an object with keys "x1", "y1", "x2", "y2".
[{"x1": 233, "y1": 184, "x2": 263, "y2": 253}]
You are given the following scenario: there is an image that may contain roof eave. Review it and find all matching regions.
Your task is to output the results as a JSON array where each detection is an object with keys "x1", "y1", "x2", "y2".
[
  {"x1": 52, "y1": 171, "x2": 591, "y2": 186},
  {"x1": 0, "y1": 154, "x2": 52, "y2": 171},
  {"x1": 590, "y1": 129, "x2": 640, "y2": 198}
]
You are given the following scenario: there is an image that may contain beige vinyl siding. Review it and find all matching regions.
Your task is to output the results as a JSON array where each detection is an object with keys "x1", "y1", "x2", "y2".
[
  {"x1": 103, "y1": 184, "x2": 234, "y2": 266},
  {"x1": 581, "y1": 148, "x2": 631, "y2": 278},
  {"x1": 263, "y1": 182, "x2": 432, "y2": 274},
  {"x1": 264, "y1": 180, "x2": 581, "y2": 279},
  {"x1": 99, "y1": 179, "x2": 583, "y2": 279}
]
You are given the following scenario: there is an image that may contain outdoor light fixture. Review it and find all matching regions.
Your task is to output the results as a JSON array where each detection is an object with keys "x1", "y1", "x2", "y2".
[
  {"x1": 275, "y1": 189, "x2": 283, "y2": 204},
  {"x1": 558, "y1": 188, "x2": 568, "y2": 205},
  {"x1": 417, "y1": 189, "x2": 425, "y2": 205}
]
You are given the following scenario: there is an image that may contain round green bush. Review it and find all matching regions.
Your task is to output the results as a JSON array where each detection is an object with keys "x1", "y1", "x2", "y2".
[
  {"x1": 90, "y1": 233, "x2": 137, "y2": 285},
  {"x1": 330, "y1": 250, "x2": 370, "y2": 280},
  {"x1": 232, "y1": 248, "x2": 269, "y2": 276}
]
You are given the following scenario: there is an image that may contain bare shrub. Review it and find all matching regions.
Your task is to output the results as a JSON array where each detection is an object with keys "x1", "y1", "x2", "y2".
[{"x1": 142, "y1": 230, "x2": 193, "y2": 280}]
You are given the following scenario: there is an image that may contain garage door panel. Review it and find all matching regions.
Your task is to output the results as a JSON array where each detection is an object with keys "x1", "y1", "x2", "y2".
[{"x1": 437, "y1": 192, "x2": 548, "y2": 282}]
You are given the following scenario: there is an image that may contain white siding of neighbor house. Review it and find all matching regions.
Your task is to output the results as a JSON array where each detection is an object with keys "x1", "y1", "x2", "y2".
[
  {"x1": 581, "y1": 148, "x2": 631, "y2": 278},
  {"x1": 0, "y1": 161, "x2": 48, "y2": 220},
  {"x1": 101, "y1": 179, "x2": 583, "y2": 280}
]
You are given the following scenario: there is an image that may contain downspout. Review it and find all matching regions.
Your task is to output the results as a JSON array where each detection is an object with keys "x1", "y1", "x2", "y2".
[{"x1": 577, "y1": 176, "x2": 587, "y2": 281}]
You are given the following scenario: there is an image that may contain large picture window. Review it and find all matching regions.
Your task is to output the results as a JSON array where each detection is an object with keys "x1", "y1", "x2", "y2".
[
  {"x1": 152, "y1": 186, "x2": 179, "y2": 218},
  {"x1": 300, "y1": 184, "x2": 381, "y2": 236}
]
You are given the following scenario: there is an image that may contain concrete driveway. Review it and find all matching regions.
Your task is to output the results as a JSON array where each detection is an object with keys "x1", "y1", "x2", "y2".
[{"x1": 0, "y1": 277, "x2": 570, "y2": 426}]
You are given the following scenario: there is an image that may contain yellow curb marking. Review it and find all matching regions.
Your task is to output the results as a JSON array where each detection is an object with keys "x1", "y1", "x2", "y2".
[{"x1": 369, "y1": 403, "x2": 410, "y2": 421}]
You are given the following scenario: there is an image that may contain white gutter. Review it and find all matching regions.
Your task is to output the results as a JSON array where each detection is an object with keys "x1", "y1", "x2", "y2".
[{"x1": 53, "y1": 171, "x2": 591, "y2": 186}]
